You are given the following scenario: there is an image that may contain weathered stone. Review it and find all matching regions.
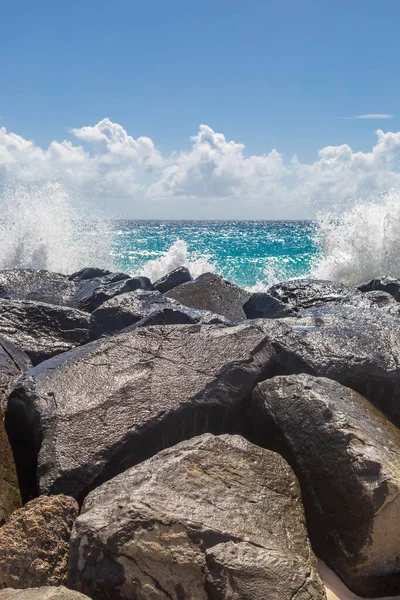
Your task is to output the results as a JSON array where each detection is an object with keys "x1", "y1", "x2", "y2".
[
  {"x1": 6, "y1": 323, "x2": 275, "y2": 502},
  {"x1": 244, "y1": 292, "x2": 296, "y2": 319},
  {"x1": 253, "y1": 374, "x2": 400, "y2": 597},
  {"x1": 0, "y1": 300, "x2": 90, "y2": 365},
  {"x1": 268, "y1": 278, "x2": 362, "y2": 311},
  {"x1": 0, "y1": 406, "x2": 21, "y2": 525},
  {"x1": 0, "y1": 270, "x2": 78, "y2": 306},
  {"x1": 90, "y1": 290, "x2": 230, "y2": 337},
  {"x1": 166, "y1": 273, "x2": 251, "y2": 322},
  {"x1": 153, "y1": 266, "x2": 193, "y2": 294},
  {"x1": 68, "y1": 434, "x2": 326, "y2": 600},
  {"x1": 0, "y1": 588, "x2": 91, "y2": 599},
  {"x1": 359, "y1": 276, "x2": 400, "y2": 301},
  {"x1": 76, "y1": 275, "x2": 152, "y2": 312},
  {"x1": 0, "y1": 495, "x2": 78, "y2": 589},
  {"x1": 68, "y1": 267, "x2": 113, "y2": 281},
  {"x1": 0, "y1": 337, "x2": 31, "y2": 413}
]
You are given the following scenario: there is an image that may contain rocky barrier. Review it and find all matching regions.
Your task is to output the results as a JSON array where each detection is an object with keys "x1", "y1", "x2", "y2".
[{"x1": 1, "y1": 267, "x2": 400, "y2": 598}]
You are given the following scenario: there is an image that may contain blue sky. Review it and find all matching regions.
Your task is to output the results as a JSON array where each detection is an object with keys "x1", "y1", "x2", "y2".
[{"x1": 1, "y1": 0, "x2": 400, "y2": 218}]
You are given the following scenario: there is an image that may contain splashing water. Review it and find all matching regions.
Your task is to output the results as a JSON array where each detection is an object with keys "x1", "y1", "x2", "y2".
[
  {"x1": 140, "y1": 239, "x2": 216, "y2": 281},
  {"x1": 312, "y1": 191, "x2": 400, "y2": 285},
  {"x1": 0, "y1": 182, "x2": 114, "y2": 274}
]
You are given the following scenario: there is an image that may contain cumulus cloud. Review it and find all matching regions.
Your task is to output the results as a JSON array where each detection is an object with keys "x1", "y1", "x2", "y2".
[
  {"x1": 344, "y1": 114, "x2": 394, "y2": 119},
  {"x1": 1, "y1": 118, "x2": 400, "y2": 218}
]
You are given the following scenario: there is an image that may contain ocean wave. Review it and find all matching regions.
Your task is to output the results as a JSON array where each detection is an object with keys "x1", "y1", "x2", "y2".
[{"x1": 140, "y1": 239, "x2": 216, "y2": 281}]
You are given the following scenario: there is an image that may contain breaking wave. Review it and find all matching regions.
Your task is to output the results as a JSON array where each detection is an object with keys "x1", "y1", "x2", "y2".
[{"x1": 140, "y1": 239, "x2": 216, "y2": 281}]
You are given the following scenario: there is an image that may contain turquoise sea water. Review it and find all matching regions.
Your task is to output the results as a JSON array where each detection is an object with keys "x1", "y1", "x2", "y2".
[{"x1": 112, "y1": 220, "x2": 318, "y2": 289}]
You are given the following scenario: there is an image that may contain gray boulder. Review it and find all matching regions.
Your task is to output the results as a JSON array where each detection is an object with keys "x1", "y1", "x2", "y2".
[
  {"x1": 0, "y1": 589, "x2": 91, "y2": 600},
  {"x1": 244, "y1": 292, "x2": 296, "y2": 319},
  {"x1": 0, "y1": 337, "x2": 31, "y2": 411},
  {"x1": 268, "y1": 278, "x2": 362, "y2": 311},
  {"x1": 68, "y1": 267, "x2": 113, "y2": 281},
  {"x1": 166, "y1": 273, "x2": 251, "y2": 322},
  {"x1": 68, "y1": 434, "x2": 326, "y2": 600},
  {"x1": 0, "y1": 269, "x2": 78, "y2": 306},
  {"x1": 0, "y1": 299, "x2": 90, "y2": 365},
  {"x1": 253, "y1": 374, "x2": 400, "y2": 597},
  {"x1": 153, "y1": 266, "x2": 192, "y2": 293},
  {"x1": 359, "y1": 276, "x2": 400, "y2": 301},
  {"x1": 6, "y1": 323, "x2": 275, "y2": 502},
  {"x1": 74, "y1": 274, "x2": 149, "y2": 312}
]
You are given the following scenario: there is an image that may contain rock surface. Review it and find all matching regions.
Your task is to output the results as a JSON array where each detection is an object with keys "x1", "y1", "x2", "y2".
[
  {"x1": 244, "y1": 292, "x2": 295, "y2": 319},
  {"x1": 358, "y1": 276, "x2": 400, "y2": 301},
  {"x1": 74, "y1": 274, "x2": 147, "y2": 312},
  {"x1": 0, "y1": 337, "x2": 31, "y2": 411},
  {"x1": 68, "y1": 434, "x2": 326, "y2": 600},
  {"x1": 0, "y1": 300, "x2": 90, "y2": 365},
  {"x1": 166, "y1": 273, "x2": 251, "y2": 322},
  {"x1": 153, "y1": 266, "x2": 192, "y2": 293},
  {"x1": 0, "y1": 270, "x2": 78, "y2": 306},
  {"x1": 253, "y1": 374, "x2": 400, "y2": 597},
  {"x1": 0, "y1": 406, "x2": 21, "y2": 525},
  {"x1": 7, "y1": 323, "x2": 275, "y2": 502},
  {"x1": 0, "y1": 588, "x2": 91, "y2": 599},
  {"x1": 0, "y1": 495, "x2": 79, "y2": 589}
]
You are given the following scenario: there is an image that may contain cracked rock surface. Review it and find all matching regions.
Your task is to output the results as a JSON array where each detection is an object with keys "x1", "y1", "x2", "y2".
[
  {"x1": 0, "y1": 270, "x2": 79, "y2": 307},
  {"x1": 0, "y1": 588, "x2": 91, "y2": 599},
  {"x1": 6, "y1": 322, "x2": 275, "y2": 502},
  {"x1": 68, "y1": 433, "x2": 326, "y2": 600},
  {"x1": 253, "y1": 374, "x2": 400, "y2": 597},
  {"x1": 0, "y1": 337, "x2": 31, "y2": 412}
]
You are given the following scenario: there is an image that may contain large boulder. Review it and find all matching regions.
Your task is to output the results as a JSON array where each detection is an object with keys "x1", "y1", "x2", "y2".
[
  {"x1": 0, "y1": 337, "x2": 31, "y2": 411},
  {"x1": 253, "y1": 374, "x2": 400, "y2": 597},
  {"x1": 68, "y1": 267, "x2": 113, "y2": 281},
  {"x1": 90, "y1": 290, "x2": 230, "y2": 337},
  {"x1": 258, "y1": 310, "x2": 400, "y2": 427},
  {"x1": 76, "y1": 276, "x2": 152, "y2": 312},
  {"x1": 0, "y1": 300, "x2": 90, "y2": 365},
  {"x1": 0, "y1": 270, "x2": 78, "y2": 306},
  {"x1": 0, "y1": 406, "x2": 21, "y2": 525},
  {"x1": 0, "y1": 495, "x2": 78, "y2": 589},
  {"x1": 358, "y1": 276, "x2": 400, "y2": 301},
  {"x1": 6, "y1": 323, "x2": 275, "y2": 502},
  {"x1": 268, "y1": 279, "x2": 363, "y2": 311},
  {"x1": 0, "y1": 588, "x2": 91, "y2": 599},
  {"x1": 68, "y1": 434, "x2": 326, "y2": 600},
  {"x1": 153, "y1": 266, "x2": 192, "y2": 294},
  {"x1": 244, "y1": 292, "x2": 296, "y2": 319},
  {"x1": 165, "y1": 273, "x2": 251, "y2": 322}
]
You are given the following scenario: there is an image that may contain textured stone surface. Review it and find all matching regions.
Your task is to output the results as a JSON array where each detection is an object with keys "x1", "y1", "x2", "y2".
[
  {"x1": 0, "y1": 300, "x2": 90, "y2": 365},
  {"x1": 244, "y1": 292, "x2": 295, "y2": 319},
  {"x1": 74, "y1": 274, "x2": 148, "y2": 312},
  {"x1": 359, "y1": 276, "x2": 400, "y2": 301},
  {"x1": 68, "y1": 434, "x2": 326, "y2": 600},
  {"x1": 153, "y1": 266, "x2": 192, "y2": 294},
  {"x1": 0, "y1": 270, "x2": 78, "y2": 306},
  {"x1": 253, "y1": 374, "x2": 400, "y2": 597},
  {"x1": 0, "y1": 588, "x2": 91, "y2": 599},
  {"x1": 268, "y1": 279, "x2": 362, "y2": 311},
  {"x1": 7, "y1": 323, "x2": 275, "y2": 502},
  {"x1": 166, "y1": 273, "x2": 251, "y2": 322},
  {"x1": 68, "y1": 267, "x2": 113, "y2": 281},
  {"x1": 0, "y1": 495, "x2": 78, "y2": 589},
  {"x1": 0, "y1": 406, "x2": 21, "y2": 525},
  {"x1": 0, "y1": 337, "x2": 31, "y2": 411}
]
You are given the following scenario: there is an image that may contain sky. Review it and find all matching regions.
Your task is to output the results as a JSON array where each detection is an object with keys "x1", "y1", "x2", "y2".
[{"x1": 1, "y1": 0, "x2": 400, "y2": 219}]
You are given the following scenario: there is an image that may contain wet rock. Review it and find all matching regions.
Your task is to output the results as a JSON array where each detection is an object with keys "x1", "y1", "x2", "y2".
[
  {"x1": 68, "y1": 267, "x2": 113, "y2": 281},
  {"x1": 153, "y1": 266, "x2": 192, "y2": 294},
  {"x1": 253, "y1": 374, "x2": 400, "y2": 597},
  {"x1": 244, "y1": 292, "x2": 296, "y2": 319},
  {"x1": 0, "y1": 300, "x2": 90, "y2": 365},
  {"x1": 166, "y1": 273, "x2": 251, "y2": 322},
  {"x1": 7, "y1": 323, "x2": 275, "y2": 502},
  {"x1": 0, "y1": 495, "x2": 78, "y2": 589},
  {"x1": 268, "y1": 279, "x2": 362, "y2": 311},
  {"x1": 90, "y1": 290, "x2": 230, "y2": 337},
  {"x1": 68, "y1": 434, "x2": 326, "y2": 600},
  {"x1": 359, "y1": 276, "x2": 400, "y2": 301},
  {"x1": 0, "y1": 270, "x2": 78, "y2": 306},
  {"x1": 0, "y1": 406, "x2": 21, "y2": 525},
  {"x1": 76, "y1": 275, "x2": 152, "y2": 312},
  {"x1": 0, "y1": 337, "x2": 31, "y2": 412},
  {"x1": 0, "y1": 589, "x2": 91, "y2": 600}
]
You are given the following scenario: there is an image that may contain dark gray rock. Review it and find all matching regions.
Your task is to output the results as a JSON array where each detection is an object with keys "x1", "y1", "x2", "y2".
[
  {"x1": 76, "y1": 275, "x2": 152, "y2": 312},
  {"x1": 268, "y1": 278, "x2": 362, "y2": 311},
  {"x1": 253, "y1": 374, "x2": 400, "y2": 597},
  {"x1": 0, "y1": 269, "x2": 78, "y2": 306},
  {"x1": 166, "y1": 273, "x2": 251, "y2": 322},
  {"x1": 153, "y1": 266, "x2": 192, "y2": 294},
  {"x1": 0, "y1": 589, "x2": 91, "y2": 600},
  {"x1": 0, "y1": 337, "x2": 31, "y2": 411},
  {"x1": 244, "y1": 292, "x2": 296, "y2": 319},
  {"x1": 90, "y1": 290, "x2": 230, "y2": 337},
  {"x1": 0, "y1": 300, "x2": 90, "y2": 365},
  {"x1": 68, "y1": 267, "x2": 113, "y2": 281},
  {"x1": 68, "y1": 434, "x2": 326, "y2": 600},
  {"x1": 0, "y1": 405, "x2": 21, "y2": 526},
  {"x1": 6, "y1": 323, "x2": 275, "y2": 502},
  {"x1": 359, "y1": 276, "x2": 400, "y2": 301}
]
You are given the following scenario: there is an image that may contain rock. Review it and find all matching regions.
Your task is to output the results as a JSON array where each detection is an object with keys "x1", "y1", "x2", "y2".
[
  {"x1": 76, "y1": 275, "x2": 152, "y2": 312},
  {"x1": 0, "y1": 337, "x2": 31, "y2": 411},
  {"x1": 0, "y1": 588, "x2": 91, "y2": 599},
  {"x1": 6, "y1": 323, "x2": 275, "y2": 502},
  {"x1": 68, "y1": 267, "x2": 112, "y2": 281},
  {"x1": 68, "y1": 434, "x2": 326, "y2": 600},
  {"x1": 0, "y1": 495, "x2": 78, "y2": 589},
  {"x1": 258, "y1": 309, "x2": 400, "y2": 427},
  {"x1": 166, "y1": 273, "x2": 251, "y2": 322},
  {"x1": 359, "y1": 276, "x2": 400, "y2": 301},
  {"x1": 90, "y1": 290, "x2": 230, "y2": 337},
  {"x1": 244, "y1": 292, "x2": 296, "y2": 319},
  {"x1": 268, "y1": 279, "x2": 362, "y2": 311},
  {"x1": 0, "y1": 300, "x2": 90, "y2": 365},
  {"x1": 252, "y1": 374, "x2": 400, "y2": 597},
  {"x1": 0, "y1": 270, "x2": 78, "y2": 306},
  {"x1": 0, "y1": 406, "x2": 21, "y2": 525},
  {"x1": 153, "y1": 266, "x2": 192, "y2": 294}
]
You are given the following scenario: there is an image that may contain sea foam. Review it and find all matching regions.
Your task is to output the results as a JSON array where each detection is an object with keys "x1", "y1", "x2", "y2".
[{"x1": 140, "y1": 239, "x2": 216, "y2": 281}]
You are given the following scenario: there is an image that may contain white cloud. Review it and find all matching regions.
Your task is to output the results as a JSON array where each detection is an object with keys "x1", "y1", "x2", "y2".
[
  {"x1": 1, "y1": 119, "x2": 400, "y2": 218},
  {"x1": 344, "y1": 114, "x2": 394, "y2": 120}
]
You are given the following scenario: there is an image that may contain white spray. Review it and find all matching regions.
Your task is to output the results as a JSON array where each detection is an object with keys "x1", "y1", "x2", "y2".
[{"x1": 141, "y1": 239, "x2": 216, "y2": 281}]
